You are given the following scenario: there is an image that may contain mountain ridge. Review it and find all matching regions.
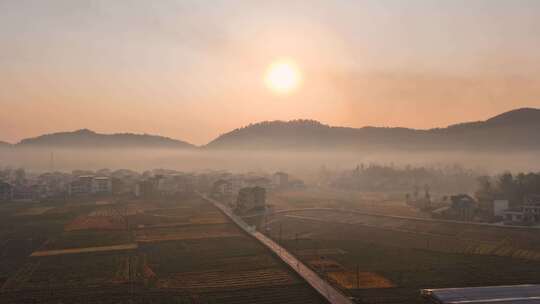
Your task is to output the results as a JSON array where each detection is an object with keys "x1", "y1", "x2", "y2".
[
  {"x1": 205, "y1": 107, "x2": 540, "y2": 151},
  {"x1": 16, "y1": 129, "x2": 195, "y2": 149},
  {"x1": 2, "y1": 107, "x2": 540, "y2": 151}
]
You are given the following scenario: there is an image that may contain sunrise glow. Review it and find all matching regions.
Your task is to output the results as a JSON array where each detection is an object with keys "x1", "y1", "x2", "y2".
[{"x1": 264, "y1": 60, "x2": 301, "y2": 94}]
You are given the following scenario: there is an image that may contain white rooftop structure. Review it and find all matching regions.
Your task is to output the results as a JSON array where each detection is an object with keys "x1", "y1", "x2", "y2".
[{"x1": 422, "y1": 284, "x2": 540, "y2": 303}]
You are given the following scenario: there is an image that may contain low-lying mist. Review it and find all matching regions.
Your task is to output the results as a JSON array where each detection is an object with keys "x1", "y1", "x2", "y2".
[{"x1": 1, "y1": 147, "x2": 539, "y2": 176}]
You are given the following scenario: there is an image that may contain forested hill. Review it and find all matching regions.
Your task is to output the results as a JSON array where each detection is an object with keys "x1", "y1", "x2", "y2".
[
  {"x1": 16, "y1": 129, "x2": 195, "y2": 149},
  {"x1": 205, "y1": 108, "x2": 540, "y2": 151}
]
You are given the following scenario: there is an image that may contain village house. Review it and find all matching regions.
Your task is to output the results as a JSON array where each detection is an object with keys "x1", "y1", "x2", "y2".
[
  {"x1": 0, "y1": 181, "x2": 13, "y2": 202},
  {"x1": 92, "y1": 177, "x2": 112, "y2": 195},
  {"x1": 212, "y1": 179, "x2": 233, "y2": 197},
  {"x1": 69, "y1": 175, "x2": 94, "y2": 196},
  {"x1": 272, "y1": 172, "x2": 289, "y2": 188},
  {"x1": 11, "y1": 183, "x2": 39, "y2": 202},
  {"x1": 234, "y1": 186, "x2": 266, "y2": 214},
  {"x1": 432, "y1": 194, "x2": 477, "y2": 221},
  {"x1": 503, "y1": 198, "x2": 540, "y2": 224}
]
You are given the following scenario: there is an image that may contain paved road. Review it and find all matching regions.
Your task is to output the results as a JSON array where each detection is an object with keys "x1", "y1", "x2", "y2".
[{"x1": 198, "y1": 193, "x2": 354, "y2": 304}]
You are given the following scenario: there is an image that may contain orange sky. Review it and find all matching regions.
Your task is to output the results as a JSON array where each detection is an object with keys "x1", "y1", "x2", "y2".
[{"x1": 1, "y1": 1, "x2": 540, "y2": 145}]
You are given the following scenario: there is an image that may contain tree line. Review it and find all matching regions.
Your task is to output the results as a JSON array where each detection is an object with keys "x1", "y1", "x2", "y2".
[{"x1": 476, "y1": 172, "x2": 540, "y2": 205}]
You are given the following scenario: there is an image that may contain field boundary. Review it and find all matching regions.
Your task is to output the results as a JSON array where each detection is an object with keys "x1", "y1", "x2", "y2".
[
  {"x1": 30, "y1": 243, "x2": 138, "y2": 257},
  {"x1": 273, "y1": 207, "x2": 540, "y2": 230}
]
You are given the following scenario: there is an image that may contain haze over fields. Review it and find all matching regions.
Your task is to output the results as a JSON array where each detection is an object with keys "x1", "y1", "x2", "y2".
[{"x1": 1, "y1": 108, "x2": 540, "y2": 173}]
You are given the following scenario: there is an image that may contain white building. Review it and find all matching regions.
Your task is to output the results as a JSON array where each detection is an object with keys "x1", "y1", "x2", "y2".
[
  {"x1": 503, "y1": 209, "x2": 524, "y2": 222},
  {"x1": 493, "y1": 200, "x2": 509, "y2": 217},
  {"x1": 92, "y1": 177, "x2": 112, "y2": 195},
  {"x1": 503, "y1": 200, "x2": 540, "y2": 224},
  {"x1": 69, "y1": 175, "x2": 94, "y2": 196},
  {"x1": 272, "y1": 172, "x2": 289, "y2": 188},
  {"x1": 69, "y1": 176, "x2": 112, "y2": 196}
]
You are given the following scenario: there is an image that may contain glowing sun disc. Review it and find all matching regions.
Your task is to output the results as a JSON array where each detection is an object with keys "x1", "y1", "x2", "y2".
[{"x1": 264, "y1": 60, "x2": 301, "y2": 94}]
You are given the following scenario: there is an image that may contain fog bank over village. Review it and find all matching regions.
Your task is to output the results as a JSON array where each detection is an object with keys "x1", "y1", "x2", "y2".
[{"x1": 2, "y1": 108, "x2": 540, "y2": 173}]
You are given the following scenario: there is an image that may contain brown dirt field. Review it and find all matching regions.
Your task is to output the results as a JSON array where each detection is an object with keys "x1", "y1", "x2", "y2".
[
  {"x1": 112, "y1": 256, "x2": 131, "y2": 283},
  {"x1": 1, "y1": 262, "x2": 40, "y2": 291},
  {"x1": 296, "y1": 248, "x2": 347, "y2": 257},
  {"x1": 142, "y1": 212, "x2": 228, "y2": 225},
  {"x1": 65, "y1": 215, "x2": 126, "y2": 231},
  {"x1": 135, "y1": 224, "x2": 243, "y2": 242},
  {"x1": 328, "y1": 271, "x2": 394, "y2": 289},
  {"x1": 271, "y1": 189, "x2": 428, "y2": 218},
  {"x1": 14, "y1": 207, "x2": 55, "y2": 216},
  {"x1": 278, "y1": 209, "x2": 540, "y2": 261},
  {"x1": 307, "y1": 258, "x2": 344, "y2": 272},
  {"x1": 157, "y1": 268, "x2": 298, "y2": 291},
  {"x1": 143, "y1": 264, "x2": 156, "y2": 279},
  {"x1": 189, "y1": 214, "x2": 228, "y2": 224},
  {"x1": 89, "y1": 205, "x2": 145, "y2": 217}
]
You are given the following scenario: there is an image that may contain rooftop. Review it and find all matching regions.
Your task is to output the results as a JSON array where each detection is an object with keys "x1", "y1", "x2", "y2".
[{"x1": 422, "y1": 284, "x2": 540, "y2": 303}]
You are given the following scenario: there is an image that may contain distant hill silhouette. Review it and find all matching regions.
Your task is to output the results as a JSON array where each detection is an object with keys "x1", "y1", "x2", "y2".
[
  {"x1": 17, "y1": 129, "x2": 195, "y2": 149},
  {"x1": 205, "y1": 108, "x2": 540, "y2": 151},
  {"x1": 7, "y1": 108, "x2": 540, "y2": 152}
]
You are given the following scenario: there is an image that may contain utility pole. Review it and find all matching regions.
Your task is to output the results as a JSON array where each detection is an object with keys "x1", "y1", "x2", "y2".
[
  {"x1": 279, "y1": 223, "x2": 282, "y2": 244},
  {"x1": 129, "y1": 254, "x2": 133, "y2": 298},
  {"x1": 356, "y1": 264, "x2": 360, "y2": 289}
]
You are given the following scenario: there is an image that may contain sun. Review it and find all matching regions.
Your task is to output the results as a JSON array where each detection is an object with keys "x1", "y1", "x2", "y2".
[{"x1": 264, "y1": 60, "x2": 301, "y2": 94}]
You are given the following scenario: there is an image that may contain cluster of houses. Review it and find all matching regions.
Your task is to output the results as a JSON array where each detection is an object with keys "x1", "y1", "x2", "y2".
[
  {"x1": 68, "y1": 175, "x2": 112, "y2": 196},
  {"x1": 0, "y1": 169, "x2": 72, "y2": 202},
  {"x1": 500, "y1": 197, "x2": 540, "y2": 224},
  {"x1": 413, "y1": 190, "x2": 540, "y2": 226},
  {"x1": 234, "y1": 186, "x2": 267, "y2": 215},
  {"x1": 0, "y1": 167, "x2": 305, "y2": 206},
  {"x1": 0, "y1": 169, "x2": 124, "y2": 202},
  {"x1": 210, "y1": 171, "x2": 304, "y2": 198},
  {"x1": 210, "y1": 171, "x2": 305, "y2": 215},
  {"x1": 0, "y1": 168, "x2": 201, "y2": 202}
]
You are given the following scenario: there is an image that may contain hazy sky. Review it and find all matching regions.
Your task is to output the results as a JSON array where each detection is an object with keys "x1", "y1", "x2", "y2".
[{"x1": 1, "y1": 0, "x2": 540, "y2": 145}]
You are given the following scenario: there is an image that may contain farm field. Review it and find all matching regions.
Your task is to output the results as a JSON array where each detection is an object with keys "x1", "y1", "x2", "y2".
[
  {"x1": 269, "y1": 188, "x2": 429, "y2": 218},
  {"x1": 41, "y1": 230, "x2": 133, "y2": 250},
  {"x1": 135, "y1": 224, "x2": 243, "y2": 242},
  {"x1": 1, "y1": 251, "x2": 131, "y2": 291},
  {"x1": 14, "y1": 207, "x2": 56, "y2": 216},
  {"x1": 270, "y1": 211, "x2": 540, "y2": 304},
  {"x1": 271, "y1": 208, "x2": 540, "y2": 259},
  {"x1": 0, "y1": 195, "x2": 328, "y2": 304}
]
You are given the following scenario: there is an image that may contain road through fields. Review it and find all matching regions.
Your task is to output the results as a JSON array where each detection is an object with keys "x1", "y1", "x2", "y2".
[{"x1": 198, "y1": 193, "x2": 354, "y2": 304}]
